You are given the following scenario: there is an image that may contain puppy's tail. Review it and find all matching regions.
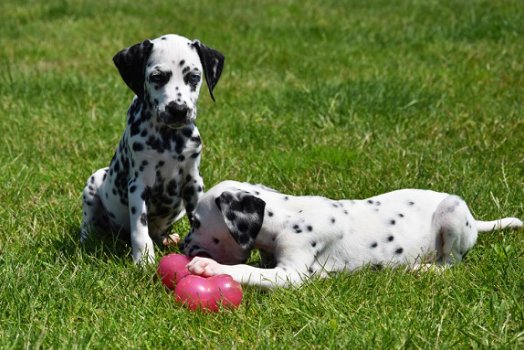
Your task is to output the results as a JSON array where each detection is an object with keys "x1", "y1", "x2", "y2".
[{"x1": 476, "y1": 217, "x2": 523, "y2": 232}]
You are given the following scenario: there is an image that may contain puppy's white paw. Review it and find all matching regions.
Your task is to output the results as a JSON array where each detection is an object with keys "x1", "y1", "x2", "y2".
[
  {"x1": 162, "y1": 233, "x2": 180, "y2": 246},
  {"x1": 187, "y1": 257, "x2": 222, "y2": 277}
]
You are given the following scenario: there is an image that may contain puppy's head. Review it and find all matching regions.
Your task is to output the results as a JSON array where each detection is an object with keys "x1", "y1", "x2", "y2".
[
  {"x1": 113, "y1": 34, "x2": 224, "y2": 128},
  {"x1": 183, "y1": 186, "x2": 266, "y2": 264}
]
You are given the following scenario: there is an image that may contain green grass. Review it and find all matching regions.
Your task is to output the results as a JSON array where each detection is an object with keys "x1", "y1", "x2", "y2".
[{"x1": 1, "y1": 0, "x2": 523, "y2": 348}]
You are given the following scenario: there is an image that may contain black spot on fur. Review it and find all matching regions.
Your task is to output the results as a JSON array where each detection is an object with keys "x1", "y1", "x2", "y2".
[
  {"x1": 132, "y1": 142, "x2": 144, "y2": 152},
  {"x1": 140, "y1": 213, "x2": 147, "y2": 226},
  {"x1": 182, "y1": 186, "x2": 195, "y2": 201},
  {"x1": 395, "y1": 247, "x2": 403, "y2": 255},
  {"x1": 390, "y1": 219, "x2": 396, "y2": 225},
  {"x1": 268, "y1": 211, "x2": 274, "y2": 217},
  {"x1": 130, "y1": 121, "x2": 141, "y2": 136},
  {"x1": 311, "y1": 241, "x2": 317, "y2": 247},
  {"x1": 226, "y1": 211, "x2": 236, "y2": 222},
  {"x1": 181, "y1": 127, "x2": 193, "y2": 138},
  {"x1": 193, "y1": 218, "x2": 201, "y2": 229},
  {"x1": 141, "y1": 187, "x2": 151, "y2": 202},
  {"x1": 166, "y1": 179, "x2": 178, "y2": 196},
  {"x1": 388, "y1": 235, "x2": 394, "y2": 242},
  {"x1": 371, "y1": 242, "x2": 378, "y2": 248},
  {"x1": 190, "y1": 135, "x2": 201, "y2": 145}
]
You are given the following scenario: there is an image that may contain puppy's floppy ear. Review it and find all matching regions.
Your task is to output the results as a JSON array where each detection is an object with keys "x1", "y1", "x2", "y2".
[
  {"x1": 191, "y1": 40, "x2": 225, "y2": 102},
  {"x1": 113, "y1": 39, "x2": 154, "y2": 99},
  {"x1": 215, "y1": 191, "x2": 265, "y2": 250}
]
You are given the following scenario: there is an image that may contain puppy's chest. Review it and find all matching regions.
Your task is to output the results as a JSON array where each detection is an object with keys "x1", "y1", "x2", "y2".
[{"x1": 128, "y1": 123, "x2": 202, "y2": 157}]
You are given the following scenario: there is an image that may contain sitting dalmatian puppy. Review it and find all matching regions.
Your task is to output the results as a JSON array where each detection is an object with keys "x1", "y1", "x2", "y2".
[
  {"x1": 184, "y1": 181, "x2": 522, "y2": 288},
  {"x1": 81, "y1": 34, "x2": 224, "y2": 264}
]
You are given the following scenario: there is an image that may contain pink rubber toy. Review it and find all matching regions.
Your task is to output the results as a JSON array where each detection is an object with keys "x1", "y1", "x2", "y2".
[
  {"x1": 157, "y1": 254, "x2": 192, "y2": 290},
  {"x1": 174, "y1": 274, "x2": 243, "y2": 312},
  {"x1": 157, "y1": 253, "x2": 243, "y2": 311}
]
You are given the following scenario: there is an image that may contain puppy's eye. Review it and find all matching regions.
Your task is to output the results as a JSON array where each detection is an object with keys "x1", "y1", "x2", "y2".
[
  {"x1": 189, "y1": 74, "x2": 200, "y2": 85},
  {"x1": 150, "y1": 72, "x2": 170, "y2": 85}
]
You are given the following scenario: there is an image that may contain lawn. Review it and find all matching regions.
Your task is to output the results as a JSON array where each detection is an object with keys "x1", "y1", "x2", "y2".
[{"x1": 0, "y1": 0, "x2": 523, "y2": 348}]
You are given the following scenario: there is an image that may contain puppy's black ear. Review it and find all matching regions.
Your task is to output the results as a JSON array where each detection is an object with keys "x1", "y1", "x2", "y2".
[
  {"x1": 113, "y1": 40, "x2": 154, "y2": 99},
  {"x1": 215, "y1": 191, "x2": 265, "y2": 250},
  {"x1": 192, "y1": 40, "x2": 225, "y2": 102}
]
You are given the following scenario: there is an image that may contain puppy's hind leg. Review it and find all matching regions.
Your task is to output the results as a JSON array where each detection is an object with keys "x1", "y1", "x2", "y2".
[
  {"x1": 432, "y1": 195, "x2": 478, "y2": 265},
  {"x1": 81, "y1": 167, "x2": 109, "y2": 242}
]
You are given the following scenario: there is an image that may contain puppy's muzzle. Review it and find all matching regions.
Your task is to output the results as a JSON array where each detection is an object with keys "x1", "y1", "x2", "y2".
[{"x1": 161, "y1": 101, "x2": 191, "y2": 127}]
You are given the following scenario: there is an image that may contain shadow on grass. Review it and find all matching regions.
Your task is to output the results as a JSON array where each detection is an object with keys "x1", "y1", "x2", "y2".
[
  {"x1": 52, "y1": 225, "x2": 133, "y2": 264},
  {"x1": 52, "y1": 224, "x2": 185, "y2": 265}
]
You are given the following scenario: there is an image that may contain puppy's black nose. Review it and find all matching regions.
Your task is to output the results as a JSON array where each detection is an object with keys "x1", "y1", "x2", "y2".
[{"x1": 164, "y1": 101, "x2": 189, "y2": 124}]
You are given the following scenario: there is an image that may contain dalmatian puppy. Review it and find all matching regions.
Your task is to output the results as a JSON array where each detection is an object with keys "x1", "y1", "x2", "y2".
[
  {"x1": 81, "y1": 34, "x2": 224, "y2": 264},
  {"x1": 184, "y1": 180, "x2": 522, "y2": 288}
]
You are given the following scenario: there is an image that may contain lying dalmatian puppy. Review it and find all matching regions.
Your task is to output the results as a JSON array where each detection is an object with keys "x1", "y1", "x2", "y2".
[
  {"x1": 183, "y1": 180, "x2": 522, "y2": 288},
  {"x1": 81, "y1": 34, "x2": 224, "y2": 264}
]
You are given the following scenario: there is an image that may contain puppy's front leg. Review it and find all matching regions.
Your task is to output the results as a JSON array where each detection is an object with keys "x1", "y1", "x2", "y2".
[
  {"x1": 181, "y1": 170, "x2": 204, "y2": 224},
  {"x1": 128, "y1": 178, "x2": 155, "y2": 264},
  {"x1": 187, "y1": 257, "x2": 307, "y2": 289}
]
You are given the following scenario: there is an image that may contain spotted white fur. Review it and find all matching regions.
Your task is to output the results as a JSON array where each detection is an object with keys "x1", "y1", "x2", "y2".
[{"x1": 184, "y1": 181, "x2": 522, "y2": 288}]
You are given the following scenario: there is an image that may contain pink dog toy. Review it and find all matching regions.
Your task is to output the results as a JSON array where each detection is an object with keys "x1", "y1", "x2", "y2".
[{"x1": 157, "y1": 253, "x2": 243, "y2": 311}]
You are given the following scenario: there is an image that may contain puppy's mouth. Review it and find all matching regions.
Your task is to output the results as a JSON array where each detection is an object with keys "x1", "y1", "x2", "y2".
[
  {"x1": 195, "y1": 252, "x2": 212, "y2": 258},
  {"x1": 157, "y1": 109, "x2": 194, "y2": 129},
  {"x1": 157, "y1": 114, "x2": 192, "y2": 129},
  {"x1": 165, "y1": 122, "x2": 189, "y2": 129},
  {"x1": 189, "y1": 250, "x2": 213, "y2": 259}
]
